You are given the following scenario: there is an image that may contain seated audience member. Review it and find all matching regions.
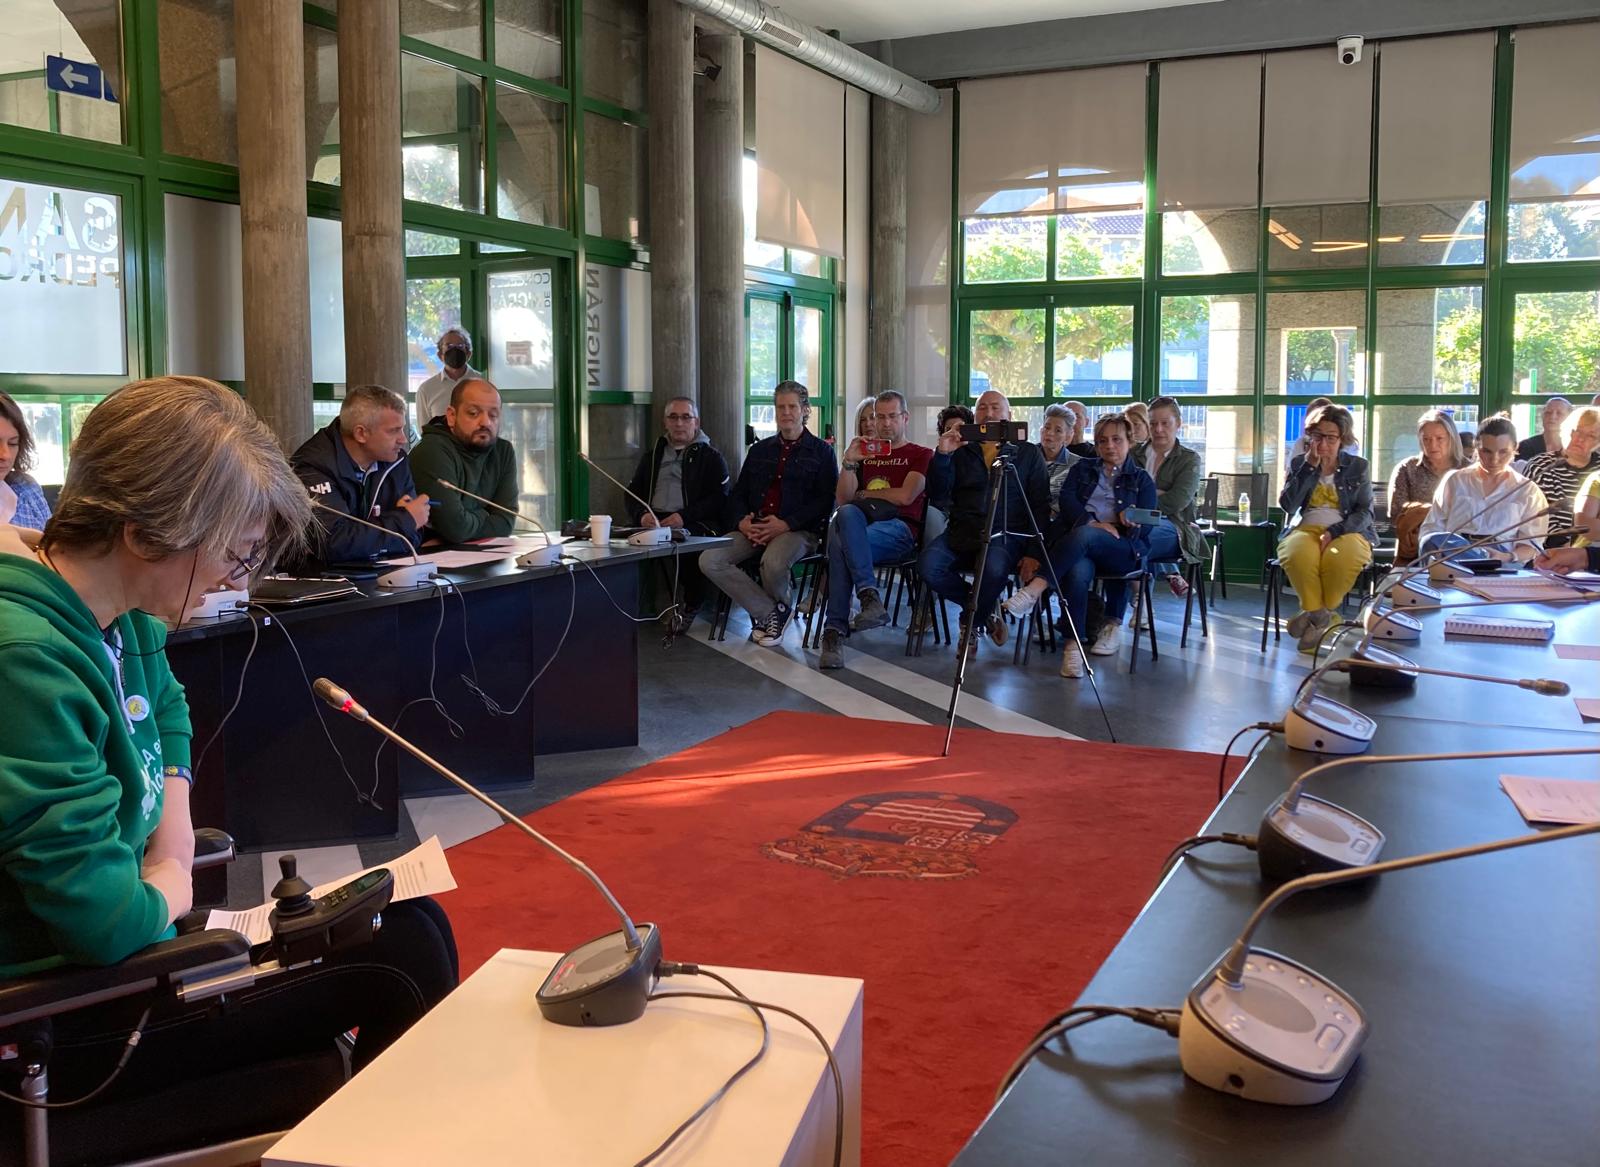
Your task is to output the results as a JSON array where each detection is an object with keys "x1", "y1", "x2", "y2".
[
  {"x1": 853, "y1": 396, "x2": 878, "y2": 441},
  {"x1": 1062, "y1": 400, "x2": 1095, "y2": 458},
  {"x1": 1419, "y1": 415, "x2": 1547, "y2": 562},
  {"x1": 1134, "y1": 396, "x2": 1208, "y2": 596},
  {"x1": 1036, "y1": 404, "x2": 1081, "y2": 519},
  {"x1": 410, "y1": 378, "x2": 521, "y2": 544},
  {"x1": 1004, "y1": 413, "x2": 1157, "y2": 677},
  {"x1": 0, "y1": 377, "x2": 457, "y2": 1143},
  {"x1": 291, "y1": 383, "x2": 428, "y2": 562},
  {"x1": 818, "y1": 391, "x2": 932, "y2": 670},
  {"x1": 416, "y1": 327, "x2": 479, "y2": 427},
  {"x1": 699, "y1": 381, "x2": 837, "y2": 646},
  {"x1": 1388, "y1": 409, "x2": 1469, "y2": 561},
  {"x1": 1124, "y1": 401, "x2": 1152, "y2": 445},
  {"x1": 1522, "y1": 405, "x2": 1600, "y2": 545},
  {"x1": 925, "y1": 404, "x2": 975, "y2": 516},
  {"x1": 919, "y1": 389, "x2": 1050, "y2": 652},
  {"x1": 1518, "y1": 395, "x2": 1571, "y2": 463},
  {"x1": 1277, "y1": 402, "x2": 1375, "y2": 653},
  {"x1": 1573, "y1": 468, "x2": 1599, "y2": 547},
  {"x1": 1460, "y1": 428, "x2": 1478, "y2": 462},
  {"x1": 0, "y1": 392, "x2": 51, "y2": 531},
  {"x1": 624, "y1": 396, "x2": 730, "y2": 536},
  {"x1": 1290, "y1": 396, "x2": 1361, "y2": 461}
]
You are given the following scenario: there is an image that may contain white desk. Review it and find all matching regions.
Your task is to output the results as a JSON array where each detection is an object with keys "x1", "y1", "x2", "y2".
[{"x1": 265, "y1": 948, "x2": 864, "y2": 1167}]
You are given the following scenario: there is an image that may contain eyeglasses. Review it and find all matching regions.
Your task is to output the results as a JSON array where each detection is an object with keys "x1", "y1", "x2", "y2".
[
  {"x1": 1305, "y1": 431, "x2": 1342, "y2": 445},
  {"x1": 224, "y1": 539, "x2": 267, "y2": 583},
  {"x1": 664, "y1": 413, "x2": 697, "y2": 422}
]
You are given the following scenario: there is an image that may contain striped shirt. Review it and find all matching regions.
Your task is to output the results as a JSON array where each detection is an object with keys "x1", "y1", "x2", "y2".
[{"x1": 1523, "y1": 451, "x2": 1600, "y2": 544}]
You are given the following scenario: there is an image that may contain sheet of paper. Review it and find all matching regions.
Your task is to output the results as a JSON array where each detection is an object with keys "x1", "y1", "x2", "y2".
[
  {"x1": 205, "y1": 836, "x2": 457, "y2": 946},
  {"x1": 465, "y1": 535, "x2": 565, "y2": 550},
  {"x1": 1454, "y1": 575, "x2": 1583, "y2": 602},
  {"x1": 1577, "y1": 698, "x2": 1600, "y2": 722},
  {"x1": 1500, "y1": 774, "x2": 1600, "y2": 825},
  {"x1": 379, "y1": 549, "x2": 512, "y2": 569},
  {"x1": 1554, "y1": 643, "x2": 1600, "y2": 661}
]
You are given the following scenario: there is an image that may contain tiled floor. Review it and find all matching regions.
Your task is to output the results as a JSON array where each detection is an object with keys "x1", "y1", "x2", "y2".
[{"x1": 221, "y1": 581, "x2": 1317, "y2": 909}]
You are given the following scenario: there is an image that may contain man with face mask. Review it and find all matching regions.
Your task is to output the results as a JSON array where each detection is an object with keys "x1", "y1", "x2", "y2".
[
  {"x1": 409, "y1": 378, "x2": 521, "y2": 544},
  {"x1": 416, "y1": 328, "x2": 480, "y2": 428}
]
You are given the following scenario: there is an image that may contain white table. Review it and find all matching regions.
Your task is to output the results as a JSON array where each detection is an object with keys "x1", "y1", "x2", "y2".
[{"x1": 265, "y1": 948, "x2": 864, "y2": 1167}]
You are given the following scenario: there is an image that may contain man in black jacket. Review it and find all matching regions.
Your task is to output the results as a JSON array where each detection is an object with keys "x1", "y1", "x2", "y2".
[
  {"x1": 290, "y1": 384, "x2": 430, "y2": 563},
  {"x1": 699, "y1": 382, "x2": 837, "y2": 646},
  {"x1": 624, "y1": 397, "x2": 730, "y2": 536},
  {"x1": 919, "y1": 389, "x2": 1051, "y2": 650}
]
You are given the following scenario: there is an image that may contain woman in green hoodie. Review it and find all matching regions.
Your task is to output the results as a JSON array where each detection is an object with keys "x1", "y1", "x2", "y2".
[{"x1": 0, "y1": 377, "x2": 457, "y2": 1144}]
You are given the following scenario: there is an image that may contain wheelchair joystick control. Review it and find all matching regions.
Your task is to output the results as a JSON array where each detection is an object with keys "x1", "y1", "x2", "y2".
[{"x1": 270, "y1": 855, "x2": 315, "y2": 918}]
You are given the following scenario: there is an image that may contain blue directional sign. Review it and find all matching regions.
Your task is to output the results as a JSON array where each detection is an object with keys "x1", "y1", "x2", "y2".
[{"x1": 45, "y1": 55, "x2": 107, "y2": 100}]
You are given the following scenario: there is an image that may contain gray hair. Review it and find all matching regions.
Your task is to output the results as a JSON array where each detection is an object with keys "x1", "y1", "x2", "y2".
[
  {"x1": 1043, "y1": 403, "x2": 1073, "y2": 421},
  {"x1": 1561, "y1": 404, "x2": 1600, "y2": 446},
  {"x1": 339, "y1": 384, "x2": 407, "y2": 436},
  {"x1": 775, "y1": 381, "x2": 810, "y2": 410},
  {"x1": 665, "y1": 396, "x2": 698, "y2": 417},
  {"x1": 874, "y1": 390, "x2": 908, "y2": 413},
  {"x1": 42, "y1": 376, "x2": 310, "y2": 569},
  {"x1": 1416, "y1": 408, "x2": 1465, "y2": 466}
]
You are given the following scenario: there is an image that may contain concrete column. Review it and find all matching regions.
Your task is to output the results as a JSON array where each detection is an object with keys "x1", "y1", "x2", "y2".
[
  {"x1": 694, "y1": 31, "x2": 745, "y2": 474},
  {"x1": 235, "y1": 1, "x2": 312, "y2": 452},
  {"x1": 337, "y1": 0, "x2": 406, "y2": 396},
  {"x1": 647, "y1": 0, "x2": 697, "y2": 419},
  {"x1": 868, "y1": 96, "x2": 907, "y2": 395}
]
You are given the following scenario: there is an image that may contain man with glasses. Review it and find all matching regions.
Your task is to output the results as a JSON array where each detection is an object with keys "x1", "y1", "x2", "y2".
[{"x1": 290, "y1": 384, "x2": 429, "y2": 563}]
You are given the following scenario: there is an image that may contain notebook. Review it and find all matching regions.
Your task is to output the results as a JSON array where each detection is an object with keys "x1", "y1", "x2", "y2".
[{"x1": 1443, "y1": 614, "x2": 1555, "y2": 641}]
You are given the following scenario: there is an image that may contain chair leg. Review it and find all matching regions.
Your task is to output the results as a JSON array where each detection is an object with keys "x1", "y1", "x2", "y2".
[
  {"x1": 1145, "y1": 572, "x2": 1158, "y2": 662},
  {"x1": 805, "y1": 562, "x2": 828, "y2": 649},
  {"x1": 1197, "y1": 563, "x2": 1209, "y2": 640},
  {"x1": 1181, "y1": 564, "x2": 1196, "y2": 648},
  {"x1": 1259, "y1": 566, "x2": 1273, "y2": 653}
]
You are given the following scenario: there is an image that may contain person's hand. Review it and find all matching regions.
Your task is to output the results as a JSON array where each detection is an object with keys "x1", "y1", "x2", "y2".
[
  {"x1": 640, "y1": 510, "x2": 660, "y2": 528},
  {"x1": 1090, "y1": 521, "x2": 1121, "y2": 539},
  {"x1": 1535, "y1": 547, "x2": 1587, "y2": 574},
  {"x1": 1319, "y1": 530, "x2": 1334, "y2": 551},
  {"x1": 752, "y1": 515, "x2": 791, "y2": 543},
  {"x1": 400, "y1": 493, "x2": 431, "y2": 527},
  {"x1": 842, "y1": 438, "x2": 868, "y2": 465},
  {"x1": 1018, "y1": 556, "x2": 1041, "y2": 584},
  {"x1": 737, "y1": 513, "x2": 759, "y2": 540},
  {"x1": 937, "y1": 427, "x2": 964, "y2": 455},
  {"x1": 662, "y1": 512, "x2": 684, "y2": 529}
]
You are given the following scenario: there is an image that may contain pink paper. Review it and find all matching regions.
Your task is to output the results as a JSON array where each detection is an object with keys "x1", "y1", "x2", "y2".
[
  {"x1": 1554, "y1": 643, "x2": 1600, "y2": 662},
  {"x1": 1577, "y1": 698, "x2": 1600, "y2": 722}
]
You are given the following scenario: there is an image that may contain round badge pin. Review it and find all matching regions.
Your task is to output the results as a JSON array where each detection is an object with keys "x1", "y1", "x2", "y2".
[{"x1": 125, "y1": 694, "x2": 150, "y2": 722}]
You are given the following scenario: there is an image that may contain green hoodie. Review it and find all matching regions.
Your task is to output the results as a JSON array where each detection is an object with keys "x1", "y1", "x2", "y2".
[
  {"x1": 0, "y1": 525, "x2": 191, "y2": 976},
  {"x1": 408, "y1": 418, "x2": 521, "y2": 543}
]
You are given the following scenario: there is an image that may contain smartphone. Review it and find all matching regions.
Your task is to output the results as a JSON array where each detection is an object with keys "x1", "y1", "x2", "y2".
[
  {"x1": 960, "y1": 420, "x2": 1029, "y2": 444},
  {"x1": 861, "y1": 438, "x2": 892, "y2": 458},
  {"x1": 1122, "y1": 507, "x2": 1165, "y2": 525}
]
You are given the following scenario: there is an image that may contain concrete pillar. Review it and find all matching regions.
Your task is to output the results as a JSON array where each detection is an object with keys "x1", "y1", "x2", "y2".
[
  {"x1": 868, "y1": 96, "x2": 907, "y2": 395},
  {"x1": 235, "y1": 1, "x2": 312, "y2": 452},
  {"x1": 647, "y1": 0, "x2": 696, "y2": 419},
  {"x1": 694, "y1": 31, "x2": 745, "y2": 473},
  {"x1": 337, "y1": 0, "x2": 406, "y2": 396}
]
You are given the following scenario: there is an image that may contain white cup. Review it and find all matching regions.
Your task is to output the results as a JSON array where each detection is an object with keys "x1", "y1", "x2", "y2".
[{"x1": 588, "y1": 514, "x2": 613, "y2": 543}]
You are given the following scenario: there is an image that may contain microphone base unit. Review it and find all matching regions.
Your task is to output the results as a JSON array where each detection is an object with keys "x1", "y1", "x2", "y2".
[
  {"x1": 626, "y1": 526, "x2": 673, "y2": 547},
  {"x1": 1344, "y1": 644, "x2": 1420, "y2": 689},
  {"x1": 188, "y1": 587, "x2": 250, "y2": 620},
  {"x1": 377, "y1": 562, "x2": 439, "y2": 590},
  {"x1": 1362, "y1": 604, "x2": 1423, "y2": 642},
  {"x1": 1283, "y1": 693, "x2": 1376, "y2": 755},
  {"x1": 1257, "y1": 794, "x2": 1385, "y2": 884},
  {"x1": 1384, "y1": 578, "x2": 1444, "y2": 608},
  {"x1": 536, "y1": 923, "x2": 662, "y2": 1027},
  {"x1": 1180, "y1": 948, "x2": 1368, "y2": 1105},
  {"x1": 516, "y1": 544, "x2": 562, "y2": 568}
]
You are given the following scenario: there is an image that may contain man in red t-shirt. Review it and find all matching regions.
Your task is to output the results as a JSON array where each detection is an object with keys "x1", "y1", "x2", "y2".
[{"x1": 819, "y1": 390, "x2": 933, "y2": 669}]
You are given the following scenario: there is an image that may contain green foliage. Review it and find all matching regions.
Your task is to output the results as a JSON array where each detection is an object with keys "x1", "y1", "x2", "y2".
[{"x1": 1511, "y1": 291, "x2": 1600, "y2": 395}]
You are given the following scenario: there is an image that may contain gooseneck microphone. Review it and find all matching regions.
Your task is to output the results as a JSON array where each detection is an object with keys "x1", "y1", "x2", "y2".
[
  {"x1": 578, "y1": 453, "x2": 673, "y2": 546},
  {"x1": 309, "y1": 498, "x2": 437, "y2": 590},
  {"x1": 433, "y1": 479, "x2": 561, "y2": 568},
  {"x1": 1180, "y1": 818, "x2": 1600, "y2": 1105},
  {"x1": 1327, "y1": 658, "x2": 1571, "y2": 696},
  {"x1": 312, "y1": 677, "x2": 662, "y2": 1026}
]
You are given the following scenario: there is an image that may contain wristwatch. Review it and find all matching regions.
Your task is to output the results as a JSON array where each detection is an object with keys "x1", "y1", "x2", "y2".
[{"x1": 843, "y1": 460, "x2": 863, "y2": 473}]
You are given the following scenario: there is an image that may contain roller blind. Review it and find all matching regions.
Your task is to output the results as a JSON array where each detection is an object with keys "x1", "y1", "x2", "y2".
[
  {"x1": 1378, "y1": 33, "x2": 1493, "y2": 206},
  {"x1": 754, "y1": 44, "x2": 845, "y2": 257},
  {"x1": 1263, "y1": 47, "x2": 1373, "y2": 207},
  {"x1": 1510, "y1": 22, "x2": 1600, "y2": 201},
  {"x1": 957, "y1": 64, "x2": 1146, "y2": 218},
  {"x1": 1157, "y1": 54, "x2": 1261, "y2": 212}
]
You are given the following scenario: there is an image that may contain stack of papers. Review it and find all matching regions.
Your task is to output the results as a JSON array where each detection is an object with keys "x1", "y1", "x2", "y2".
[
  {"x1": 1499, "y1": 775, "x2": 1600, "y2": 825},
  {"x1": 1453, "y1": 575, "x2": 1584, "y2": 602}
]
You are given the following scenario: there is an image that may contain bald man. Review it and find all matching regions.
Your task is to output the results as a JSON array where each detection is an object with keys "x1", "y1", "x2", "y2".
[{"x1": 409, "y1": 377, "x2": 522, "y2": 543}]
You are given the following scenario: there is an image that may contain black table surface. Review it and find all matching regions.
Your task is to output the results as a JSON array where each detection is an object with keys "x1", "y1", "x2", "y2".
[{"x1": 954, "y1": 607, "x2": 1600, "y2": 1166}]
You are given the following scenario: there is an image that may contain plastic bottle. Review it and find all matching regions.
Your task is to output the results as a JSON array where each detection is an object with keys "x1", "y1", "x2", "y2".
[{"x1": 1238, "y1": 492, "x2": 1252, "y2": 526}]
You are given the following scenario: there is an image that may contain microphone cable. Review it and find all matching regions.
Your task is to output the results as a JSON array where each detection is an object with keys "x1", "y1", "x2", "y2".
[
  {"x1": 1215, "y1": 720, "x2": 1281, "y2": 802},
  {"x1": 192, "y1": 606, "x2": 262, "y2": 781},
  {"x1": 1155, "y1": 830, "x2": 1260, "y2": 890},
  {"x1": 456, "y1": 562, "x2": 579, "y2": 719},
  {"x1": 995, "y1": 1004, "x2": 1182, "y2": 1103},
  {"x1": 370, "y1": 582, "x2": 467, "y2": 793}
]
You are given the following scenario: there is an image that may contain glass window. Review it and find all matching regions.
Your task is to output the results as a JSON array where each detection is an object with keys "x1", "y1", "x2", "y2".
[
  {"x1": 1162, "y1": 210, "x2": 1259, "y2": 276},
  {"x1": 1185, "y1": 404, "x2": 1256, "y2": 477},
  {"x1": 500, "y1": 399, "x2": 557, "y2": 528},
  {"x1": 1, "y1": 0, "x2": 123, "y2": 144},
  {"x1": 0, "y1": 178, "x2": 126, "y2": 375},
  {"x1": 969, "y1": 308, "x2": 1045, "y2": 399},
  {"x1": 747, "y1": 297, "x2": 781, "y2": 403},
  {"x1": 306, "y1": 22, "x2": 340, "y2": 184},
  {"x1": 406, "y1": 230, "x2": 460, "y2": 256},
  {"x1": 495, "y1": 0, "x2": 563, "y2": 85},
  {"x1": 159, "y1": 0, "x2": 236, "y2": 164},
  {"x1": 495, "y1": 84, "x2": 566, "y2": 227},
  {"x1": 1377, "y1": 202, "x2": 1486, "y2": 267},
  {"x1": 583, "y1": 0, "x2": 645, "y2": 110},
  {"x1": 1375, "y1": 286, "x2": 1482, "y2": 395},
  {"x1": 789, "y1": 250, "x2": 823, "y2": 278},
  {"x1": 742, "y1": 156, "x2": 784, "y2": 270},
  {"x1": 486, "y1": 267, "x2": 557, "y2": 391},
  {"x1": 583, "y1": 264, "x2": 651, "y2": 395},
  {"x1": 1054, "y1": 304, "x2": 1134, "y2": 398},
  {"x1": 587, "y1": 402, "x2": 650, "y2": 514},
  {"x1": 402, "y1": 0, "x2": 482, "y2": 58},
  {"x1": 1159, "y1": 295, "x2": 1256, "y2": 396},
  {"x1": 9, "y1": 399, "x2": 99, "y2": 486},
  {"x1": 1511, "y1": 290, "x2": 1600, "y2": 395},
  {"x1": 584, "y1": 114, "x2": 646, "y2": 243},
  {"x1": 1265, "y1": 290, "x2": 1366, "y2": 395},
  {"x1": 402, "y1": 54, "x2": 485, "y2": 212},
  {"x1": 963, "y1": 216, "x2": 1048, "y2": 284},
  {"x1": 406, "y1": 276, "x2": 462, "y2": 398},
  {"x1": 1056, "y1": 190, "x2": 1145, "y2": 280},
  {"x1": 1266, "y1": 203, "x2": 1370, "y2": 271},
  {"x1": 1509, "y1": 24, "x2": 1600, "y2": 263},
  {"x1": 793, "y1": 304, "x2": 824, "y2": 396},
  {"x1": 1157, "y1": 55, "x2": 1259, "y2": 275}
]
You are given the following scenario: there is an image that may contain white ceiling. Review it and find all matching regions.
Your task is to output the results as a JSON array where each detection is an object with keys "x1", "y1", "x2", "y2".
[{"x1": 774, "y1": 0, "x2": 1223, "y2": 43}]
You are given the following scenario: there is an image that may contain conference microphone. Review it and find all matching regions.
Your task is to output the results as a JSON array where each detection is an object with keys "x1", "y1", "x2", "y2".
[
  {"x1": 312, "y1": 678, "x2": 662, "y2": 1026},
  {"x1": 1180, "y1": 816, "x2": 1600, "y2": 1104},
  {"x1": 1374, "y1": 479, "x2": 1543, "y2": 598},
  {"x1": 433, "y1": 479, "x2": 562, "y2": 568},
  {"x1": 578, "y1": 453, "x2": 673, "y2": 547},
  {"x1": 1329, "y1": 657, "x2": 1571, "y2": 696},
  {"x1": 309, "y1": 498, "x2": 437, "y2": 590},
  {"x1": 1253, "y1": 744, "x2": 1600, "y2": 884}
]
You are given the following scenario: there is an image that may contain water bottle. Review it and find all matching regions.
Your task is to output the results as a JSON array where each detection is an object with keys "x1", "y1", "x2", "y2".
[{"x1": 1238, "y1": 492, "x2": 1252, "y2": 526}]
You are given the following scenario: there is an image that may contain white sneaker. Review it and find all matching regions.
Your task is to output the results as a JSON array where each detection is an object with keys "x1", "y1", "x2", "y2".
[
  {"x1": 1059, "y1": 646, "x2": 1086, "y2": 678},
  {"x1": 1003, "y1": 587, "x2": 1040, "y2": 618},
  {"x1": 1090, "y1": 621, "x2": 1120, "y2": 657}
]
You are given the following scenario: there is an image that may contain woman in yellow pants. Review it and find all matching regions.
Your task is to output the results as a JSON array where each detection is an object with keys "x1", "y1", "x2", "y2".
[{"x1": 1277, "y1": 402, "x2": 1375, "y2": 653}]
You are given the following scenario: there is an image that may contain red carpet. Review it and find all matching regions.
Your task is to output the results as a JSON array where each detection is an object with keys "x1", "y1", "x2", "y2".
[{"x1": 438, "y1": 712, "x2": 1231, "y2": 1165}]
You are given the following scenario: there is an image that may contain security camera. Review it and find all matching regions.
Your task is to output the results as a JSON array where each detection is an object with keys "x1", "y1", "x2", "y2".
[{"x1": 1336, "y1": 35, "x2": 1364, "y2": 66}]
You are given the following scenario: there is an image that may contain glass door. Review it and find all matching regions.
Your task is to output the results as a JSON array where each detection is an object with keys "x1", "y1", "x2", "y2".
[
  {"x1": 483, "y1": 256, "x2": 565, "y2": 529},
  {"x1": 744, "y1": 287, "x2": 833, "y2": 443}
]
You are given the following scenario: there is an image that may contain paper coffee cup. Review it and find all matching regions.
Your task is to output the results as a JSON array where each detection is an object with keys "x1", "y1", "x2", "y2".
[{"x1": 589, "y1": 514, "x2": 613, "y2": 543}]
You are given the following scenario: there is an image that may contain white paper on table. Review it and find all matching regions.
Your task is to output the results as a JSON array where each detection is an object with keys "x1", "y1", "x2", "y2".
[
  {"x1": 378, "y1": 549, "x2": 513, "y2": 569},
  {"x1": 1553, "y1": 643, "x2": 1600, "y2": 662},
  {"x1": 1499, "y1": 775, "x2": 1600, "y2": 825},
  {"x1": 205, "y1": 836, "x2": 458, "y2": 946}
]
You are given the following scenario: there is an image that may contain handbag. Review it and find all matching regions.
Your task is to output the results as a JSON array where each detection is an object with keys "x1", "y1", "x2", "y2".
[{"x1": 847, "y1": 497, "x2": 901, "y2": 524}]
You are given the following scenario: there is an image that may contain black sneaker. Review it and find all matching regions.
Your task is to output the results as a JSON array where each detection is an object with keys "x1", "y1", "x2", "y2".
[
  {"x1": 851, "y1": 587, "x2": 889, "y2": 631},
  {"x1": 818, "y1": 628, "x2": 844, "y2": 669},
  {"x1": 756, "y1": 601, "x2": 793, "y2": 646}
]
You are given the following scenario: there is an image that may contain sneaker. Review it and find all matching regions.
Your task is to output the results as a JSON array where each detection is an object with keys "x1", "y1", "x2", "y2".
[
  {"x1": 818, "y1": 628, "x2": 844, "y2": 670},
  {"x1": 1090, "y1": 620, "x2": 1120, "y2": 656},
  {"x1": 852, "y1": 587, "x2": 889, "y2": 631},
  {"x1": 1002, "y1": 587, "x2": 1039, "y2": 618},
  {"x1": 758, "y1": 601, "x2": 793, "y2": 647},
  {"x1": 987, "y1": 611, "x2": 1009, "y2": 647},
  {"x1": 957, "y1": 618, "x2": 981, "y2": 661},
  {"x1": 1286, "y1": 609, "x2": 1315, "y2": 639},
  {"x1": 1059, "y1": 646, "x2": 1086, "y2": 678},
  {"x1": 1297, "y1": 610, "x2": 1334, "y2": 655}
]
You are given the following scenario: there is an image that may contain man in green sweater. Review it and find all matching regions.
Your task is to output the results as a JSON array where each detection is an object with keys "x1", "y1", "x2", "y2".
[{"x1": 408, "y1": 377, "x2": 522, "y2": 543}]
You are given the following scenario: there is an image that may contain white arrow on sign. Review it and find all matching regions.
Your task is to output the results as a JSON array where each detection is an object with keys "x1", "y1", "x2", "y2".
[{"x1": 58, "y1": 62, "x2": 88, "y2": 89}]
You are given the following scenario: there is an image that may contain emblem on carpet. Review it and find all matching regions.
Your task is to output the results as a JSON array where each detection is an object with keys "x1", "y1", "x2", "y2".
[{"x1": 762, "y1": 792, "x2": 1017, "y2": 879}]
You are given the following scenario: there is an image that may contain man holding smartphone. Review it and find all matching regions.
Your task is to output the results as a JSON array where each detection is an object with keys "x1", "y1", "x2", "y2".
[{"x1": 818, "y1": 391, "x2": 932, "y2": 669}]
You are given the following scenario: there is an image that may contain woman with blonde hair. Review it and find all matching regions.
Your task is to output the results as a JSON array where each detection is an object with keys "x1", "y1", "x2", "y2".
[
  {"x1": 1123, "y1": 401, "x2": 1151, "y2": 445},
  {"x1": 1522, "y1": 404, "x2": 1600, "y2": 545},
  {"x1": 1387, "y1": 408, "x2": 1468, "y2": 560}
]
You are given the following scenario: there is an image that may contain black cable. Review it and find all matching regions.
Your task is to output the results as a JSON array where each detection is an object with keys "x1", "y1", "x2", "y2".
[
  {"x1": 1155, "y1": 831, "x2": 1259, "y2": 887},
  {"x1": 995, "y1": 1004, "x2": 1182, "y2": 1102},
  {"x1": 653, "y1": 963, "x2": 845, "y2": 1167},
  {"x1": 1216, "y1": 720, "x2": 1279, "y2": 801},
  {"x1": 0, "y1": 1003, "x2": 153, "y2": 1109},
  {"x1": 192, "y1": 607, "x2": 261, "y2": 781},
  {"x1": 371, "y1": 583, "x2": 465, "y2": 790},
  {"x1": 568, "y1": 551, "x2": 682, "y2": 625},
  {"x1": 459, "y1": 563, "x2": 578, "y2": 718}
]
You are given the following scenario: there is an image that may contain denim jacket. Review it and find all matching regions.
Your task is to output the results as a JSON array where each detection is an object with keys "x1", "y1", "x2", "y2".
[
  {"x1": 725, "y1": 428, "x2": 838, "y2": 537},
  {"x1": 1279, "y1": 452, "x2": 1375, "y2": 546},
  {"x1": 1051, "y1": 456, "x2": 1160, "y2": 556}
]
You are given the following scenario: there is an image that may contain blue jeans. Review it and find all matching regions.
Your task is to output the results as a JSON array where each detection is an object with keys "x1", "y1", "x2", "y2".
[
  {"x1": 825, "y1": 509, "x2": 916, "y2": 633},
  {"x1": 1145, "y1": 518, "x2": 1182, "y2": 576},
  {"x1": 1047, "y1": 524, "x2": 1143, "y2": 638},
  {"x1": 1420, "y1": 532, "x2": 1472, "y2": 558},
  {"x1": 919, "y1": 532, "x2": 1029, "y2": 625}
]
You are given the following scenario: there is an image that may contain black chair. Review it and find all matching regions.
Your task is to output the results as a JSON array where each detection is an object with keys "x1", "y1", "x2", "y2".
[{"x1": 1179, "y1": 556, "x2": 1210, "y2": 648}]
